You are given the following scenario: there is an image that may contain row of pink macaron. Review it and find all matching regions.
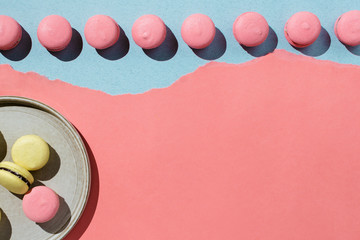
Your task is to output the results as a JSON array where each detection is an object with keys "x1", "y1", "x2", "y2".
[{"x1": 0, "y1": 10, "x2": 359, "y2": 52}]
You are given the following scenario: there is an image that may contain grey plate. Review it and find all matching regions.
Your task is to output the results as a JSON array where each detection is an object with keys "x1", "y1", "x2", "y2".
[{"x1": 0, "y1": 96, "x2": 90, "y2": 240}]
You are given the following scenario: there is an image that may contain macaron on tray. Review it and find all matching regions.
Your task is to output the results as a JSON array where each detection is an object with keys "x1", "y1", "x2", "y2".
[
  {"x1": 0, "y1": 96, "x2": 90, "y2": 240},
  {"x1": 1, "y1": 135, "x2": 60, "y2": 221}
]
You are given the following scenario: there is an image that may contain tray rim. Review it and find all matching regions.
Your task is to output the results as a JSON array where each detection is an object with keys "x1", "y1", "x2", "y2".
[{"x1": 0, "y1": 95, "x2": 91, "y2": 240}]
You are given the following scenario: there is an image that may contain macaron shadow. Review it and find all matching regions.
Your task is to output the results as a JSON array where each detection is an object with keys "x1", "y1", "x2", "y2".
[
  {"x1": 38, "y1": 195, "x2": 71, "y2": 234},
  {"x1": 49, "y1": 28, "x2": 83, "y2": 61},
  {"x1": 143, "y1": 25, "x2": 178, "y2": 61},
  {"x1": 293, "y1": 26, "x2": 331, "y2": 57},
  {"x1": 192, "y1": 27, "x2": 226, "y2": 60},
  {"x1": 11, "y1": 178, "x2": 46, "y2": 200},
  {"x1": 10, "y1": 145, "x2": 60, "y2": 199},
  {"x1": 96, "y1": 26, "x2": 130, "y2": 60},
  {"x1": 1, "y1": 26, "x2": 32, "y2": 61},
  {"x1": 0, "y1": 210, "x2": 12, "y2": 240},
  {"x1": 61, "y1": 133, "x2": 99, "y2": 240},
  {"x1": 345, "y1": 44, "x2": 360, "y2": 56},
  {"x1": 0, "y1": 131, "x2": 7, "y2": 161},
  {"x1": 241, "y1": 26, "x2": 278, "y2": 57},
  {"x1": 32, "y1": 145, "x2": 60, "y2": 181}
]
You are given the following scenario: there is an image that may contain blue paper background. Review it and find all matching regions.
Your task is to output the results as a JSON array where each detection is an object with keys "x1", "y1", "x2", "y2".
[{"x1": 1, "y1": 0, "x2": 360, "y2": 95}]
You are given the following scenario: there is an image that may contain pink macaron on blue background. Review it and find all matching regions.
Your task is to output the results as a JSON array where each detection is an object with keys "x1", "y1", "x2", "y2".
[{"x1": 1, "y1": 0, "x2": 360, "y2": 95}]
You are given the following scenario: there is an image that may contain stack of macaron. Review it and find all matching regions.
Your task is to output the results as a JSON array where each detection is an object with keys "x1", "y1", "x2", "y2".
[{"x1": 0, "y1": 134, "x2": 60, "y2": 223}]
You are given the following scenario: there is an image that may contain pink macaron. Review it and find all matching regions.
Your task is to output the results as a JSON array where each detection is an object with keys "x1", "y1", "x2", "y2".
[
  {"x1": 181, "y1": 13, "x2": 216, "y2": 49},
  {"x1": 233, "y1": 12, "x2": 269, "y2": 47},
  {"x1": 132, "y1": 14, "x2": 167, "y2": 49},
  {"x1": 0, "y1": 15, "x2": 22, "y2": 50},
  {"x1": 334, "y1": 10, "x2": 360, "y2": 46},
  {"x1": 37, "y1": 15, "x2": 72, "y2": 51},
  {"x1": 84, "y1": 15, "x2": 120, "y2": 50},
  {"x1": 22, "y1": 186, "x2": 60, "y2": 223},
  {"x1": 284, "y1": 11, "x2": 321, "y2": 48}
]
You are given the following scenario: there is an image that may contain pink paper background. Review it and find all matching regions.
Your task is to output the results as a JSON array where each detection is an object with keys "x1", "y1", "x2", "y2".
[{"x1": 1, "y1": 50, "x2": 360, "y2": 239}]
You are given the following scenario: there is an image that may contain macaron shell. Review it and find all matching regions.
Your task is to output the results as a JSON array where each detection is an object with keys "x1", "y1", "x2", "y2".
[
  {"x1": 0, "y1": 170, "x2": 29, "y2": 194},
  {"x1": 0, "y1": 15, "x2": 22, "y2": 50},
  {"x1": 23, "y1": 186, "x2": 60, "y2": 223},
  {"x1": 334, "y1": 10, "x2": 360, "y2": 46},
  {"x1": 334, "y1": 17, "x2": 340, "y2": 39},
  {"x1": 11, "y1": 135, "x2": 50, "y2": 171},
  {"x1": 285, "y1": 11, "x2": 321, "y2": 47},
  {"x1": 284, "y1": 27, "x2": 305, "y2": 48},
  {"x1": 0, "y1": 162, "x2": 33, "y2": 194},
  {"x1": 233, "y1": 12, "x2": 269, "y2": 47},
  {"x1": 0, "y1": 161, "x2": 34, "y2": 184},
  {"x1": 181, "y1": 13, "x2": 216, "y2": 49},
  {"x1": 132, "y1": 14, "x2": 166, "y2": 49},
  {"x1": 84, "y1": 15, "x2": 120, "y2": 50},
  {"x1": 37, "y1": 15, "x2": 72, "y2": 51}
]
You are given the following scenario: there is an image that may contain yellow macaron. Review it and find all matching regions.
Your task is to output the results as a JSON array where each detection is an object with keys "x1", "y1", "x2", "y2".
[
  {"x1": 0, "y1": 161, "x2": 34, "y2": 194},
  {"x1": 11, "y1": 135, "x2": 50, "y2": 171}
]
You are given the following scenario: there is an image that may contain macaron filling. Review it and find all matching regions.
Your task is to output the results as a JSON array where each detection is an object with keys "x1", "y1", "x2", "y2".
[
  {"x1": 284, "y1": 23, "x2": 306, "y2": 47},
  {"x1": 284, "y1": 24, "x2": 313, "y2": 48},
  {"x1": 0, "y1": 167, "x2": 31, "y2": 188}
]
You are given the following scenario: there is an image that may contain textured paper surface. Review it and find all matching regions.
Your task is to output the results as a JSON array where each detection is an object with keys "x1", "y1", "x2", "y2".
[
  {"x1": 2, "y1": 0, "x2": 360, "y2": 95},
  {"x1": 1, "y1": 50, "x2": 360, "y2": 239}
]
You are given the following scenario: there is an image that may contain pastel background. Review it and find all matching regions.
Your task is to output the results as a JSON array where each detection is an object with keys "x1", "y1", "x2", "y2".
[
  {"x1": 2, "y1": 51, "x2": 360, "y2": 239},
  {"x1": 1, "y1": 0, "x2": 360, "y2": 95}
]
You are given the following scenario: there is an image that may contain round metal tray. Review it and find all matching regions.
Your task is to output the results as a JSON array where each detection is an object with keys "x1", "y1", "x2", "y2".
[{"x1": 0, "y1": 96, "x2": 90, "y2": 240}]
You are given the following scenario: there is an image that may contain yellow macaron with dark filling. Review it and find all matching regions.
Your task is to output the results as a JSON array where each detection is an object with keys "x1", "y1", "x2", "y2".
[
  {"x1": 11, "y1": 135, "x2": 50, "y2": 171},
  {"x1": 0, "y1": 161, "x2": 34, "y2": 194}
]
